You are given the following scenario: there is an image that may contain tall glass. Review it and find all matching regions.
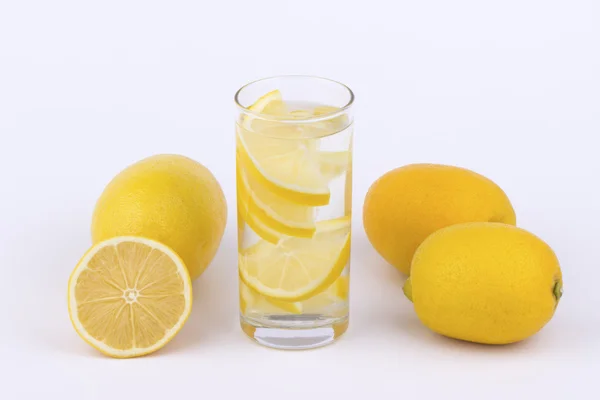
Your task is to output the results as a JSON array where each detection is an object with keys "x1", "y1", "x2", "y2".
[{"x1": 235, "y1": 76, "x2": 354, "y2": 349}]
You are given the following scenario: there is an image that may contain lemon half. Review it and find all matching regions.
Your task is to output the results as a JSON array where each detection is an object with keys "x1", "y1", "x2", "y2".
[{"x1": 68, "y1": 237, "x2": 192, "y2": 358}]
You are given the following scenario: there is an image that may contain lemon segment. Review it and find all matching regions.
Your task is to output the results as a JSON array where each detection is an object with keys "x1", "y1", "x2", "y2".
[
  {"x1": 68, "y1": 237, "x2": 192, "y2": 358},
  {"x1": 239, "y1": 217, "x2": 351, "y2": 302}
]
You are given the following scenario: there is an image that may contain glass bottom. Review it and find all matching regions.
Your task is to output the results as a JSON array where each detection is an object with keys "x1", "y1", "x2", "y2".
[{"x1": 241, "y1": 314, "x2": 349, "y2": 350}]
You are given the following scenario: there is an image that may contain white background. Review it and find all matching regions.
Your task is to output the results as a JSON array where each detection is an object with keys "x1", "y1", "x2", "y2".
[{"x1": 1, "y1": 0, "x2": 598, "y2": 398}]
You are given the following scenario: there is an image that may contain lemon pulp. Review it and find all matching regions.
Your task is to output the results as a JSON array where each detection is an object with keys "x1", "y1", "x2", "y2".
[{"x1": 68, "y1": 237, "x2": 192, "y2": 358}]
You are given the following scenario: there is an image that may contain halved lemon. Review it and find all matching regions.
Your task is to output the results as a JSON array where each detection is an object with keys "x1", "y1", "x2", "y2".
[
  {"x1": 237, "y1": 90, "x2": 342, "y2": 206},
  {"x1": 68, "y1": 237, "x2": 192, "y2": 358},
  {"x1": 239, "y1": 217, "x2": 351, "y2": 302}
]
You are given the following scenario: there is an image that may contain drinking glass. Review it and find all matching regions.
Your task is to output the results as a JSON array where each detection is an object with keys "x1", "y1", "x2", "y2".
[{"x1": 235, "y1": 76, "x2": 354, "y2": 349}]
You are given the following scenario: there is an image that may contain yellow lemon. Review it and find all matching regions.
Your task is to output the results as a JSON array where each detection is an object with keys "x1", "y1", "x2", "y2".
[
  {"x1": 363, "y1": 164, "x2": 515, "y2": 275},
  {"x1": 405, "y1": 222, "x2": 563, "y2": 345},
  {"x1": 68, "y1": 237, "x2": 192, "y2": 358},
  {"x1": 91, "y1": 154, "x2": 227, "y2": 280}
]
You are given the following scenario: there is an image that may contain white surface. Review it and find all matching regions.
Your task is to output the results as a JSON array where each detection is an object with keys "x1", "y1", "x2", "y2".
[{"x1": 1, "y1": 0, "x2": 598, "y2": 398}]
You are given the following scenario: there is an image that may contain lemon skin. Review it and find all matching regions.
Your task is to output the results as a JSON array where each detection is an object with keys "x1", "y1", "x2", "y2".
[
  {"x1": 363, "y1": 164, "x2": 516, "y2": 275},
  {"x1": 407, "y1": 222, "x2": 563, "y2": 345},
  {"x1": 91, "y1": 154, "x2": 227, "y2": 280}
]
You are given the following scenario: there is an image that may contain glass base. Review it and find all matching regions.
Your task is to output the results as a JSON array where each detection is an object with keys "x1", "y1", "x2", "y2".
[{"x1": 241, "y1": 314, "x2": 349, "y2": 350}]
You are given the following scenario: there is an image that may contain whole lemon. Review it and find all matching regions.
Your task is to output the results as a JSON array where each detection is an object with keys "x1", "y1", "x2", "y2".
[
  {"x1": 405, "y1": 222, "x2": 563, "y2": 344},
  {"x1": 91, "y1": 154, "x2": 227, "y2": 280},
  {"x1": 363, "y1": 164, "x2": 516, "y2": 275}
]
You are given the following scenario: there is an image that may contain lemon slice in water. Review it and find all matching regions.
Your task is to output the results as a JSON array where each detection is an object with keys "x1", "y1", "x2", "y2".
[
  {"x1": 239, "y1": 217, "x2": 351, "y2": 302},
  {"x1": 237, "y1": 90, "x2": 346, "y2": 206}
]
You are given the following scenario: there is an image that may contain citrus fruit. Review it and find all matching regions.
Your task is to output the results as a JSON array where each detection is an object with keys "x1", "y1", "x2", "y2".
[
  {"x1": 239, "y1": 217, "x2": 351, "y2": 301},
  {"x1": 363, "y1": 164, "x2": 515, "y2": 275},
  {"x1": 91, "y1": 154, "x2": 227, "y2": 280},
  {"x1": 405, "y1": 222, "x2": 563, "y2": 344},
  {"x1": 68, "y1": 236, "x2": 192, "y2": 358}
]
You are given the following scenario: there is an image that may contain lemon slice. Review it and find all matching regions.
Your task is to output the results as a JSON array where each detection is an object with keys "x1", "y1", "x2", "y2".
[
  {"x1": 240, "y1": 281, "x2": 303, "y2": 314},
  {"x1": 237, "y1": 130, "x2": 330, "y2": 206},
  {"x1": 68, "y1": 237, "x2": 192, "y2": 358},
  {"x1": 241, "y1": 90, "x2": 294, "y2": 138},
  {"x1": 237, "y1": 180, "x2": 283, "y2": 245},
  {"x1": 302, "y1": 275, "x2": 349, "y2": 313},
  {"x1": 239, "y1": 217, "x2": 351, "y2": 301},
  {"x1": 241, "y1": 90, "x2": 288, "y2": 126},
  {"x1": 236, "y1": 149, "x2": 350, "y2": 242},
  {"x1": 236, "y1": 155, "x2": 316, "y2": 239},
  {"x1": 241, "y1": 275, "x2": 348, "y2": 315},
  {"x1": 237, "y1": 90, "x2": 333, "y2": 206},
  {"x1": 332, "y1": 274, "x2": 349, "y2": 299}
]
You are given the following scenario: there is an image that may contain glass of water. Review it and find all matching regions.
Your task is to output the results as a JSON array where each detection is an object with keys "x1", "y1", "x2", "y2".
[{"x1": 235, "y1": 76, "x2": 354, "y2": 349}]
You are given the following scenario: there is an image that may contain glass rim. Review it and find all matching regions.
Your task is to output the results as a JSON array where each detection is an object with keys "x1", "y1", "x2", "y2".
[{"x1": 234, "y1": 75, "x2": 355, "y2": 123}]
